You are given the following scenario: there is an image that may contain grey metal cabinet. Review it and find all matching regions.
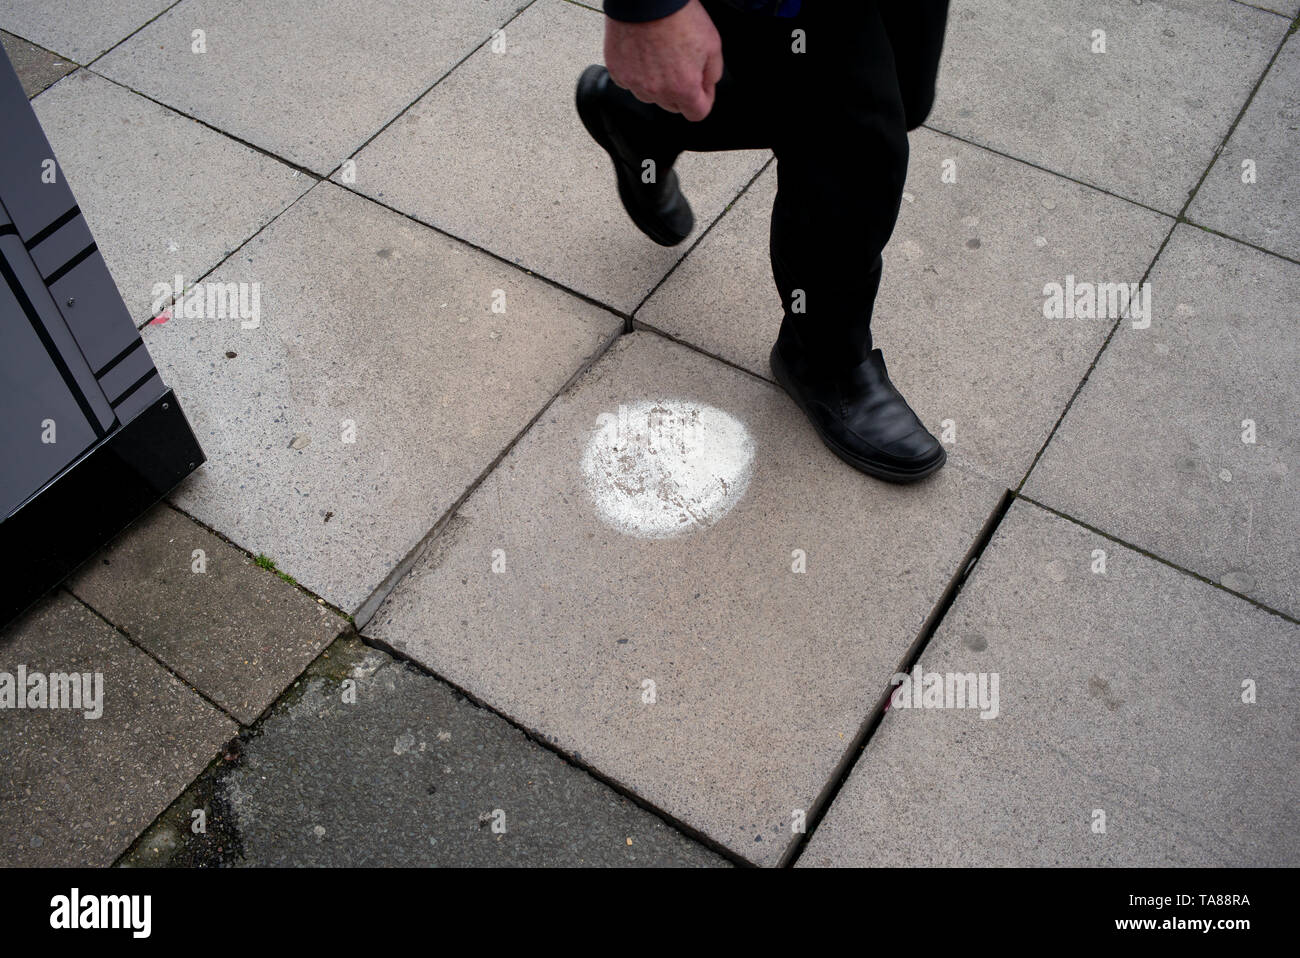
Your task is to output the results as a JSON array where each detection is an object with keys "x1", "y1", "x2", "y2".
[{"x1": 1, "y1": 47, "x2": 204, "y2": 625}]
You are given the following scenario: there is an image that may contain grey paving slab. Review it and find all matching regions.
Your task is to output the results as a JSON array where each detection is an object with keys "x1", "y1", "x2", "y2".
[
  {"x1": 929, "y1": 0, "x2": 1287, "y2": 213},
  {"x1": 1187, "y1": 32, "x2": 1300, "y2": 260},
  {"x1": 95, "y1": 0, "x2": 522, "y2": 174},
  {"x1": 0, "y1": 592, "x2": 236, "y2": 867},
  {"x1": 342, "y1": 0, "x2": 770, "y2": 315},
  {"x1": 365, "y1": 331, "x2": 1003, "y2": 866},
  {"x1": 640, "y1": 130, "x2": 1171, "y2": 486},
  {"x1": 68, "y1": 504, "x2": 347, "y2": 725},
  {"x1": 1249, "y1": 2, "x2": 1300, "y2": 18},
  {"x1": 1026, "y1": 225, "x2": 1299, "y2": 618},
  {"x1": 800, "y1": 501, "x2": 1300, "y2": 867},
  {"x1": 143, "y1": 181, "x2": 620, "y2": 614},
  {"x1": 123, "y1": 634, "x2": 727, "y2": 867},
  {"x1": 1, "y1": 29, "x2": 75, "y2": 96},
  {"x1": 32, "y1": 70, "x2": 310, "y2": 323},
  {"x1": 0, "y1": 0, "x2": 173, "y2": 63}
]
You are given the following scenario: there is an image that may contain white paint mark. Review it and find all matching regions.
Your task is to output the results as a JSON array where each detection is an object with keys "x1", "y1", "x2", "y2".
[{"x1": 581, "y1": 400, "x2": 755, "y2": 539}]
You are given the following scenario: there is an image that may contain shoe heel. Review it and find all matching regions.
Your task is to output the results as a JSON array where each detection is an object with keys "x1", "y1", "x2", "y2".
[{"x1": 575, "y1": 65, "x2": 615, "y2": 155}]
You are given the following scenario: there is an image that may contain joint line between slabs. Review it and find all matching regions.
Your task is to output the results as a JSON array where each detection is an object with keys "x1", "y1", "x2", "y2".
[
  {"x1": 782, "y1": 487, "x2": 1017, "y2": 867},
  {"x1": 353, "y1": 627, "x2": 756, "y2": 867},
  {"x1": 629, "y1": 154, "x2": 776, "y2": 328},
  {"x1": 1016, "y1": 494, "x2": 1300, "y2": 626},
  {"x1": 1017, "y1": 21, "x2": 1295, "y2": 495},
  {"x1": 60, "y1": 586, "x2": 244, "y2": 726}
]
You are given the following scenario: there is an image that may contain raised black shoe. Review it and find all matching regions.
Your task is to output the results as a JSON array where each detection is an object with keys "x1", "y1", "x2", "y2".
[
  {"x1": 770, "y1": 338, "x2": 947, "y2": 483},
  {"x1": 575, "y1": 64, "x2": 694, "y2": 247}
]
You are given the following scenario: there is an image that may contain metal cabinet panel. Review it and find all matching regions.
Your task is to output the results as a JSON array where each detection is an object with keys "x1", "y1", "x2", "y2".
[{"x1": 0, "y1": 47, "x2": 204, "y2": 625}]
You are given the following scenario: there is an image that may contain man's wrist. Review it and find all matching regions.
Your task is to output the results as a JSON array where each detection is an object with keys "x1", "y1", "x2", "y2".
[{"x1": 603, "y1": 0, "x2": 692, "y2": 23}]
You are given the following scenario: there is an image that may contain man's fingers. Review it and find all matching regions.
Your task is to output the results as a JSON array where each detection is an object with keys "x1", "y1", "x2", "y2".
[
  {"x1": 637, "y1": 82, "x2": 699, "y2": 120},
  {"x1": 685, "y1": 50, "x2": 721, "y2": 122},
  {"x1": 678, "y1": 79, "x2": 715, "y2": 122},
  {"x1": 695, "y1": 73, "x2": 718, "y2": 121},
  {"x1": 613, "y1": 75, "x2": 714, "y2": 122},
  {"x1": 678, "y1": 95, "x2": 707, "y2": 122},
  {"x1": 704, "y1": 45, "x2": 723, "y2": 88}
]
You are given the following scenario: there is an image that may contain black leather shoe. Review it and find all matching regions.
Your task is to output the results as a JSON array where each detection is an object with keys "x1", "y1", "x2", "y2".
[
  {"x1": 770, "y1": 339, "x2": 947, "y2": 483},
  {"x1": 576, "y1": 64, "x2": 694, "y2": 247}
]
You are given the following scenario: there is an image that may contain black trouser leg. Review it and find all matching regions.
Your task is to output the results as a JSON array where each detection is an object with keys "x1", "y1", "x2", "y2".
[
  {"x1": 880, "y1": 0, "x2": 951, "y2": 132},
  {"x1": 768, "y1": 1, "x2": 950, "y2": 368},
  {"x1": 601, "y1": 1, "x2": 949, "y2": 370},
  {"x1": 768, "y1": 3, "x2": 913, "y2": 369}
]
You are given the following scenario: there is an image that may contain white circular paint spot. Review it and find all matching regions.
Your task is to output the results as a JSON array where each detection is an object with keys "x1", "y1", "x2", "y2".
[{"x1": 581, "y1": 400, "x2": 756, "y2": 539}]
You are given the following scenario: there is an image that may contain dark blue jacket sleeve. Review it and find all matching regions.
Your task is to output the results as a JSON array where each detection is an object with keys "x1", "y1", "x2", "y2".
[{"x1": 604, "y1": 0, "x2": 691, "y2": 22}]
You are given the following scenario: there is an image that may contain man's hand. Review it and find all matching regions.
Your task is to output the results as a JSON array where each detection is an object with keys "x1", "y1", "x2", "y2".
[{"x1": 605, "y1": 0, "x2": 723, "y2": 122}]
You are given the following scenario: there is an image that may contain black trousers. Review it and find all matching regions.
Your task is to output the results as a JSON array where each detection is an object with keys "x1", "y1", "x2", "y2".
[{"x1": 618, "y1": 0, "x2": 949, "y2": 370}]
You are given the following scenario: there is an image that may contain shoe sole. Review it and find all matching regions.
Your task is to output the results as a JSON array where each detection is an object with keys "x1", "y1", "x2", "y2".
[
  {"x1": 770, "y1": 346, "x2": 947, "y2": 484},
  {"x1": 576, "y1": 65, "x2": 692, "y2": 248}
]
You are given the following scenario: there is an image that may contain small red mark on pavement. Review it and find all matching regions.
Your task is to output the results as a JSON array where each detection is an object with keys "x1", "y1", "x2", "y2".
[{"x1": 150, "y1": 308, "x2": 172, "y2": 325}]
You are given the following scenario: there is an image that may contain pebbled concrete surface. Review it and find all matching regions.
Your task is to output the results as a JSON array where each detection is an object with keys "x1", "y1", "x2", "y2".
[
  {"x1": 95, "y1": 0, "x2": 525, "y2": 174},
  {"x1": 122, "y1": 633, "x2": 727, "y2": 867},
  {"x1": 143, "y1": 181, "x2": 620, "y2": 613},
  {"x1": 32, "y1": 69, "x2": 311, "y2": 323},
  {"x1": 1187, "y1": 31, "x2": 1300, "y2": 260},
  {"x1": 927, "y1": 0, "x2": 1287, "y2": 213},
  {"x1": 342, "y1": 0, "x2": 770, "y2": 315},
  {"x1": 800, "y1": 500, "x2": 1300, "y2": 867},
  {"x1": 366, "y1": 331, "x2": 1003, "y2": 866},
  {"x1": 1, "y1": 29, "x2": 75, "y2": 97},
  {"x1": 1026, "y1": 225, "x2": 1300, "y2": 618},
  {"x1": 0, "y1": 0, "x2": 174, "y2": 63},
  {"x1": 0, "y1": 592, "x2": 236, "y2": 866},
  {"x1": 69, "y1": 503, "x2": 347, "y2": 725}
]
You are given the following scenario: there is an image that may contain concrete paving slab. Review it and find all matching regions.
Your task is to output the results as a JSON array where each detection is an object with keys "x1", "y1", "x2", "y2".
[
  {"x1": 342, "y1": 0, "x2": 770, "y2": 315},
  {"x1": 639, "y1": 130, "x2": 1171, "y2": 486},
  {"x1": 365, "y1": 331, "x2": 1004, "y2": 865},
  {"x1": 143, "y1": 181, "x2": 620, "y2": 614},
  {"x1": 32, "y1": 70, "x2": 310, "y2": 323},
  {"x1": 1, "y1": 29, "x2": 75, "y2": 96},
  {"x1": 800, "y1": 501, "x2": 1299, "y2": 866},
  {"x1": 928, "y1": 0, "x2": 1287, "y2": 213},
  {"x1": 0, "y1": 0, "x2": 173, "y2": 63},
  {"x1": 0, "y1": 592, "x2": 236, "y2": 867},
  {"x1": 123, "y1": 634, "x2": 728, "y2": 867},
  {"x1": 68, "y1": 504, "x2": 347, "y2": 725},
  {"x1": 1251, "y1": 2, "x2": 1300, "y2": 18},
  {"x1": 1026, "y1": 226, "x2": 1299, "y2": 618},
  {"x1": 95, "y1": 0, "x2": 522, "y2": 174},
  {"x1": 1187, "y1": 32, "x2": 1300, "y2": 260}
]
